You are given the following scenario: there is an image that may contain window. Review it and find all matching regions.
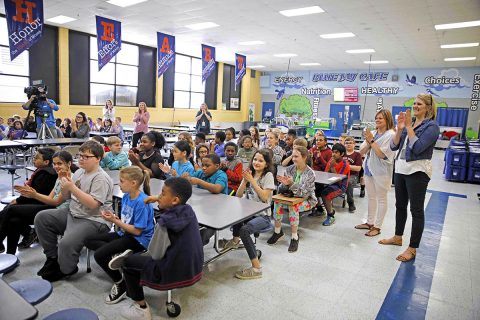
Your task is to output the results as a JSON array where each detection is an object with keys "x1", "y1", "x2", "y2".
[
  {"x1": 174, "y1": 54, "x2": 205, "y2": 108},
  {"x1": 89, "y1": 37, "x2": 139, "y2": 106},
  {"x1": 0, "y1": 17, "x2": 30, "y2": 103}
]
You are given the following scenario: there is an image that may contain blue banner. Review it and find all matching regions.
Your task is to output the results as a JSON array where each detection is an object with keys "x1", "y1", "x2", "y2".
[
  {"x1": 235, "y1": 53, "x2": 246, "y2": 91},
  {"x1": 157, "y1": 32, "x2": 175, "y2": 78},
  {"x1": 201, "y1": 44, "x2": 216, "y2": 82},
  {"x1": 96, "y1": 16, "x2": 121, "y2": 71},
  {"x1": 4, "y1": 0, "x2": 44, "y2": 61}
]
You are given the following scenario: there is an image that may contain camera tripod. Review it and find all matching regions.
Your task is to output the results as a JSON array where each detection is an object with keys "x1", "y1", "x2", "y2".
[{"x1": 37, "y1": 116, "x2": 54, "y2": 140}]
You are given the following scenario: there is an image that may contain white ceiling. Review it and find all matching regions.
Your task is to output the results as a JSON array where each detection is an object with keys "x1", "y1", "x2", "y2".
[{"x1": 1, "y1": 0, "x2": 480, "y2": 71}]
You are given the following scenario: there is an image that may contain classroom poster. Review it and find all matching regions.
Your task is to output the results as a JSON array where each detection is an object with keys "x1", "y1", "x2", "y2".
[
  {"x1": 95, "y1": 16, "x2": 122, "y2": 71},
  {"x1": 4, "y1": 0, "x2": 44, "y2": 61},
  {"x1": 157, "y1": 32, "x2": 175, "y2": 78},
  {"x1": 201, "y1": 44, "x2": 216, "y2": 82},
  {"x1": 235, "y1": 53, "x2": 246, "y2": 91}
]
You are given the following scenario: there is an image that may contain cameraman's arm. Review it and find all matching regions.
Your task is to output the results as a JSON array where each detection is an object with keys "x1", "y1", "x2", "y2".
[
  {"x1": 47, "y1": 99, "x2": 59, "y2": 111},
  {"x1": 22, "y1": 95, "x2": 35, "y2": 110}
]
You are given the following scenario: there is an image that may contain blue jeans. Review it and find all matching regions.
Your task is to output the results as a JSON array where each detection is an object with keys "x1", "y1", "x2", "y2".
[{"x1": 232, "y1": 215, "x2": 271, "y2": 260}]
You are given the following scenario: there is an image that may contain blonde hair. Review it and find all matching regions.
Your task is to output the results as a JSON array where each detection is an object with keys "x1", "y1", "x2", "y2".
[
  {"x1": 416, "y1": 93, "x2": 436, "y2": 120},
  {"x1": 178, "y1": 131, "x2": 195, "y2": 152},
  {"x1": 375, "y1": 109, "x2": 394, "y2": 130},
  {"x1": 138, "y1": 101, "x2": 148, "y2": 113},
  {"x1": 120, "y1": 166, "x2": 151, "y2": 195},
  {"x1": 293, "y1": 138, "x2": 308, "y2": 148},
  {"x1": 106, "y1": 136, "x2": 122, "y2": 146}
]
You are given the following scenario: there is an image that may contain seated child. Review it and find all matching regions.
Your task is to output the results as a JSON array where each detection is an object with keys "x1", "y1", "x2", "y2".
[
  {"x1": 281, "y1": 138, "x2": 308, "y2": 167},
  {"x1": 7, "y1": 120, "x2": 27, "y2": 140},
  {"x1": 111, "y1": 117, "x2": 125, "y2": 141},
  {"x1": 159, "y1": 141, "x2": 195, "y2": 178},
  {"x1": 220, "y1": 142, "x2": 243, "y2": 194},
  {"x1": 194, "y1": 143, "x2": 210, "y2": 171},
  {"x1": 344, "y1": 136, "x2": 362, "y2": 212},
  {"x1": 237, "y1": 136, "x2": 257, "y2": 161},
  {"x1": 34, "y1": 140, "x2": 114, "y2": 282},
  {"x1": 128, "y1": 131, "x2": 166, "y2": 180},
  {"x1": 101, "y1": 136, "x2": 129, "y2": 170},
  {"x1": 212, "y1": 131, "x2": 226, "y2": 157},
  {"x1": 320, "y1": 143, "x2": 350, "y2": 226},
  {"x1": 108, "y1": 177, "x2": 203, "y2": 320},
  {"x1": 84, "y1": 166, "x2": 154, "y2": 304},
  {"x1": 194, "y1": 132, "x2": 206, "y2": 145},
  {"x1": 91, "y1": 135, "x2": 110, "y2": 152}
]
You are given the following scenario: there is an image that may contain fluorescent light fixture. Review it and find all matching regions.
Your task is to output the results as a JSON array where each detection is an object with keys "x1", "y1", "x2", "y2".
[
  {"x1": 185, "y1": 22, "x2": 219, "y2": 31},
  {"x1": 249, "y1": 65, "x2": 265, "y2": 68},
  {"x1": 346, "y1": 49, "x2": 375, "y2": 54},
  {"x1": 320, "y1": 32, "x2": 355, "y2": 39},
  {"x1": 279, "y1": 6, "x2": 324, "y2": 17},
  {"x1": 440, "y1": 42, "x2": 479, "y2": 49},
  {"x1": 299, "y1": 62, "x2": 321, "y2": 66},
  {"x1": 435, "y1": 20, "x2": 480, "y2": 30},
  {"x1": 273, "y1": 53, "x2": 298, "y2": 57},
  {"x1": 444, "y1": 57, "x2": 476, "y2": 61},
  {"x1": 106, "y1": 0, "x2": 148, "y2": 7},
  {"x1": 364, "y1": 60, "x2": 389, "y2": 64},
  {"x1": 46, "y1": 15, "x2": 76, "y2": 24},
  {"x1": 238, "y1": 41, "x2": 265, "y2": 45}
]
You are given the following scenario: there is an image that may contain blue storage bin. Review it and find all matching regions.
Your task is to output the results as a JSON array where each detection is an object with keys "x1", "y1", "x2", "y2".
[
  {"x1": 449, "y1": 140, "x2": 466, "y2": 147},
  {"x1": 467, "y1": 168, "x2": 480, "y2": 183},
  {"x1": 444, "y1": 165, "x2": 467, "y2": 181},
  {"x1": 469, "y1": 148, "x2": 480, "y2": 168},
  {"x1": 445, "y1": 148, "x2": 469, "y2": 167}
]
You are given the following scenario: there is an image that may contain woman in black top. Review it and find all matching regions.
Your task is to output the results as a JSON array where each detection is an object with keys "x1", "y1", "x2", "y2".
[
  {"x1": 195, "y1": 103, "x2": 212, "y2": 134},
  {"x1": 129, "y1": 131, "x2": 166, "y2": 179},
  {"x1": 60, "y1": 118, "x2": 72, "y2": 138}
]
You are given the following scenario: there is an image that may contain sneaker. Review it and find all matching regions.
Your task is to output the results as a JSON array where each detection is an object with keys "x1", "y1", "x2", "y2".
[
  {"x1": 235, "y1": 267, "x2": 262, "y2": 280},
  {"x1": 37, "y1": 257, "x2": 59, "y2": 276},
  {"x1": 18, "y1": 229, "x2": 38, "y2": 249},
  {"x1": 288, "y1": 238, "x2": 299, "y2": 253},
  {"x1": 360, "y1": 188, "x2": 365, "y2": 198},
  {"x1": 105, "y1": 280, "x2": 126, "y2": 304},
  {"x1": 348, "y1": 204, "x2": 356, "y2": 213},
  {"x1": 267, "y1": 230, "x2": 284, "y2": 245},
  {"x1": 223, "y1": 239, "x2": 241, "y2": 250},
  {"x1": 109, "y1": 249, "x2": 133, "y2": 270},
  {"x1": 322, "y1": 216, "x2": 336, "y2": 226},
  {"x1": 42, "y1": 266, "x2": 78, "y2": 283},
  {"x1": 121, "y1": 301, "x2": 152, "y2": 320},
  {"x1": 308, "y1": 207, "x2": 325, "y2": 217}
]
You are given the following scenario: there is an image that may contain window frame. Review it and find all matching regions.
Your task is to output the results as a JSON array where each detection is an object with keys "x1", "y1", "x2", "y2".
[{"x1": 173, "y1": 53, "x2": 205, "y2": 109}]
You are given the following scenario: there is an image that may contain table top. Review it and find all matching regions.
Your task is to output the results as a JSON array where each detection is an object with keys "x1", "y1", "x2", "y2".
[
  {"x1": 277, "y1": 166, "x2": 345, "y2": 185},
  {"x1": 13, "y1": 138, "x2": 87, "y2": 146},
  {"x1": 89, "y1": 131, "x2": 118, "y2": 137},
  {"x1": 149, "y1": 125, "x2": 195, "y2": 132},
  {"x1": 0, "y1": 279, "x2": 38, "y2": 320},
  {"x1": 0, "y1": 140, "x2": 25, "y2": 148}
]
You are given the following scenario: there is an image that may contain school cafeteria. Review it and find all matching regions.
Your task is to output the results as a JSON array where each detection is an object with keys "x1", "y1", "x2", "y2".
[{"x1": 0, "y1": 0, "x2": 479, "y2": 319}]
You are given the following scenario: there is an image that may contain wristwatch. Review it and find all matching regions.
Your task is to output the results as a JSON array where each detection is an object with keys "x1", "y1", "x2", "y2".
[{"x1": 370, "y1": 139, "x2": 375, "y2": 144}]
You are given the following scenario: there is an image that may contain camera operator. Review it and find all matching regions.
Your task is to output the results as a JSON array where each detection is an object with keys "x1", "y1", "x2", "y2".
[{"x1": 22, "y1": 88, "x2": 59, "y2": 138}]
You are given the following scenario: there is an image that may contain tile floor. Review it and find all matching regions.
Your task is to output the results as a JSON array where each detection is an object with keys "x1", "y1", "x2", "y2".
[{"x1": 1, "y1": 149, "x2": 479, "y2": 319}]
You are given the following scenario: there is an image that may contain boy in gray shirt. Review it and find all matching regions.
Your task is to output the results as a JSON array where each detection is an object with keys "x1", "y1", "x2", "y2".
[{"x1": 35, "y1": 140, "x2": 114, "y2": 282}]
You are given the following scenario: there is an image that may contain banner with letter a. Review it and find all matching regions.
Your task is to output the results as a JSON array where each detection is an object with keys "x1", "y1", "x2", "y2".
[
  {"x1": 96, "y1": 16, "x2": 121, "y2": 71},
  {"x1": 157, "y1": 32, "x2": 175, "y2": 78},
  {"x1": 201, "y1": 44, "x2": 216, "y2": 82},
  {"x1": 235, "y1": 53, "x2": 246, "y2": 91},
  {"x1": 4, "y1": 0, "x2": 44, "y2": 61}
]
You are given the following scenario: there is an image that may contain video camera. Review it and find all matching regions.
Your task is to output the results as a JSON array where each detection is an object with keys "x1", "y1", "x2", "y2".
[{"x1": 24, "y1": 80, "x2": 48, "y2": 114}]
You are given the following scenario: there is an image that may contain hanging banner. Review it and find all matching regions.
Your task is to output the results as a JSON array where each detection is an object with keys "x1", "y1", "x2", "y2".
[
  {"x1": 96, "y1": 16, "x2": 121, "y2": 71},
  {"x1": 4, "y1": 0, "x2": 44, "y2": 61},
  {"x1": 235, "y1": 53, "x2": 246, "y2": 91},
  {"x1": 157, "y1": 32, "x2": 175, "y2": 78},
  {"x1": 201, "y1": 44, "x2": 216, "y2": 82}
]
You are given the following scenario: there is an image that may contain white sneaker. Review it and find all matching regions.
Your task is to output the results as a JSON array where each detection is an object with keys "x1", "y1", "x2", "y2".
[
  {"x1": 109, "y1": 249, "x2": 133, "y2": 270},
  {"x1": 121, "y1": 301, "x2": 152, "y2": 320}
]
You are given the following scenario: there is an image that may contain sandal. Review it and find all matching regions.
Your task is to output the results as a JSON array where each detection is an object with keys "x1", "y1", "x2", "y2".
[
  {"x1": 355, "y1": 223, "x2": 373, "y2": 230},
  {"x1": 365, "y1": 227, "x2": 381, "y2": 237},
  {"x1": 396, "y1": 248, "x2": 416, "y2": 262},
  {"x1": 378, "y1": 236, "x2": 402, "y2": 246}
]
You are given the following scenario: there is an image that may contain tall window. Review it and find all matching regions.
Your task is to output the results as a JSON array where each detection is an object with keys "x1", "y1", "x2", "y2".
[
  {"x1": 174, "y1": 54, "x2": 205, "y2": 108},
  {"x1": 0, "y1": 17, "x2": 30, "y2": 103},
  {"x1": 89, "y1": 37, "x2": 139, "y2": 106}
]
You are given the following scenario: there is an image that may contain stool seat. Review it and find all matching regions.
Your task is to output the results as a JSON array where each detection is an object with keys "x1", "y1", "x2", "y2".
[
  {"x1": 0, "y1": 254, "x2": 19, "y2": 274},
  {"x1": 43, "y1": 308, "x2": 99, "y2": 320},
  {"x1": 10, "y1": 278, "x2": 53, "y2": 305}
]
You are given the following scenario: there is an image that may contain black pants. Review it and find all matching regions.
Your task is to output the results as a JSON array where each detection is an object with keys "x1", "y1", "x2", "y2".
[
  {"x1": 232, "y1": 215, "x2": 271, "y2": 260},
  {"x1": 0, "y1": 204, "x2": 53, "y2": 254},
  {"x1": 132, "y1": 132, "x2": 144, "y2": 148},
  {"x1": 394, "y1": 171, "x2": 430, "y2": 248},
  {"x1": 122, "y1": 253, "x2": 151, "y2": 301},
  {"x1": 84, "y1": 232, "x2": 145, "y2": 283}
]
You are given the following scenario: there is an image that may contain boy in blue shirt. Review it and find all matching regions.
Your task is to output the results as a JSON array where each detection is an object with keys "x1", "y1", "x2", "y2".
[
  {"x1": 101, "y1": 136, "x2": 129, "y2": 170},
  {"x1": 213, "y1": 131, "x2": 226, "y2": 157},
  {"x1": 184, "y1": 153, "x2": 228, "y2": 194}
]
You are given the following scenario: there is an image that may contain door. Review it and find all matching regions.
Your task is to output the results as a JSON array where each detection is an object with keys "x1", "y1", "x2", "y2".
[
  {"x1": 329, "y1": 104, "x2": 361, "y2": 137},
  {"x1": 262, "y1": 102, "x2": 275, "y2": 121}
]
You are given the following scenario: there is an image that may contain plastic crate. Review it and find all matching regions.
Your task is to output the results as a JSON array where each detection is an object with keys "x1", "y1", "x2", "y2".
[
  {"x1": 444, "y1": 165, "x2": 467, "y2": 181},
  {"x1": 469, "y1": 148, "x2": 480, "y2": 168},
  {"x1": 449, "y1": 140, "x2": 467, "y2": 148},
  {"x1": 445, "y1": 148, "x2": 469, "y2": 167},
  {"x1": 467, "y1": 167, "x2": 480, "y2": 183}
]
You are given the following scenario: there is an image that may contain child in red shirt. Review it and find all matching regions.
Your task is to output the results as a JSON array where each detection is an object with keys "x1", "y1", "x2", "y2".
[
  {"x1": 220, "y1": 142, "x2": 243, "y2": 194},
  {"x1": 310, "y1": 134, "x2": 332, "y2": 171}
]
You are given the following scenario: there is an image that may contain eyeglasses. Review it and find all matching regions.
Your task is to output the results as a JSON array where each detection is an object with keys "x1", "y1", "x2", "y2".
[{"x1": 76, "y1": 154, "x2": 96, "y2": 160}]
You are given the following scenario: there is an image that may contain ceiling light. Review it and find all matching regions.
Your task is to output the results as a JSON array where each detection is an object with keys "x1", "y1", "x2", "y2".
[
  {"x1": 440, "y1": 43, "x2": 479, "y2": 49},
  {"x1": 320, "y1": 32, "x2": 355, "y2": 39},
  {"x1": 185, "y1": 22, "x2": 219, "y2": 31},
  {"x1": 444, "y1": 57, "x2": 476, "y2": 61},
  {"x1": 299, "y1": 62, "x2": 321, "y2": 66},
  {"x1": 364, "y1": 60, "x2": 389, "y2": 64},
  {"x1": 346, "y1": 49, "x2": 375, "y2": 54},
  {"x1": 273, "y1": 53, "x2": 298, "y2": 57},
  {"x1": 106, "y1": 0, "x2": 148, "y2": 7},
  {"x1": 435, "y1": 20, "x2": 480, "y2": 30},
  {"x1": 238, "y1": 41, "x2": 265, "y2": 45},
  {"x1": 249, "y1": 65, "x2": 265, "y2": 69},
  {"x1": 46, "y1": 15, "x2": 77, "y2": 24},
  {"x1": 279, "y1": 6, "x2": 324, "y2": 17}
]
